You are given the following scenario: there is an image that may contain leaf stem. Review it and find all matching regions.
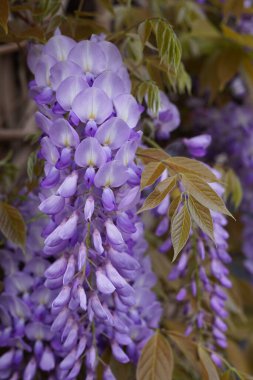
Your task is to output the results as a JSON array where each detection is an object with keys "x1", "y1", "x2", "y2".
[{"x1": 142, "y1": 135, "x2": 162, "y2": 149}]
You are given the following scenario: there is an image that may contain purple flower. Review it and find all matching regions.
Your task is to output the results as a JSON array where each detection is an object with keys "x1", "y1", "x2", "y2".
[
  {"x1": 168, "y1": 167, "x2": 231, "y2": 354},
  {"x1": 26, "y1": 31, "x2": 162, "y2": 379},
  {"x1": 148, "y1": 91, "x2": 180, "y2": 140},
  {"x1": 183, "y1": 134, "x2": 212, "y2": 157}
]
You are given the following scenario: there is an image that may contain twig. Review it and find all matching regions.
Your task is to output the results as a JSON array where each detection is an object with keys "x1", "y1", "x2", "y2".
[
  {"x1": 0, "y1": 41, "x2": 27, "y2": 56},
  {"x1": 142, "y1": 135, "x2": 162, "y2": 149},
  {"x1": 0, "y1": 128, "x2": 33, "y2": 141}
]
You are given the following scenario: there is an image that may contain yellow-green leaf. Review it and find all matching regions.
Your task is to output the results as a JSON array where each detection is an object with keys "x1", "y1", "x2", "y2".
[
  {"x1": 216, "y1": 46, "x2": 243, "y2": 91},
  {"x1": 224, "y1": 169, "x2": 243, "y2": 209},
  {"x1": 138, "y1": 176, "x2": 177, "y2": 213},
  {"x1": 221, "y1": 371, "x2": 231, "y2": 380},
  {"x1": 169, "y1": 332, "x2": 206, "y2": 377},
  {"x1": 0, "y1": 202, "x2": 26, "y2": 248},
  {"x1": 223, "y1": 0, "x2": 245, "y2": 19},
  {"x1": 148, "y1": 19, "x2": 182, "y2": 72},
  {"x1": 137, "y1": 331, "x2": 174, "y2": 380},
  {"x1": 137, "y1": 151, "x2": 218, "y2": 184},
  {"x1": 126, "y1": 33, "x2": 143, "y2": 65},
  {"x1": 198, "y1": 346, "x2": 220, "y2": 380},
  {"x1": 187, "y1": 195, "x2": 214, "y2": 241},
  {"x1": 166, "y1": 157, "x2": 218, "y2": 183},
  {"x1": 199, "y1": 51, "x2": 223, "y2": 100},
  {"x1": 150, "y1": 248, "x2": 172, "y2": 282},
  {"x1": 137, "y1": 81, "x2": 160, "y2": 114},
  {"x1": 138, "y1": 19, "x2": 152, "y2": 44},
  {"x1": 169, "y1": 196, "x2": 181, "y2": 220},
  {"x1": 242, "y1": 56, "x2": 253, "y2": 86},
  {"x1": 137, "y1": 147, "x2": 170, "y2": 164},
  {"x1": 190, "y1": 18, "x2": 220, "y2": 38},
  {"x1": 171, "y1": 203, "x2": 191, "y2": 261},
  {"x1": 141, "y1": 162, "x2": 165, "y2": 190},
  {"x1": 109, "y1": 358, "x2": 135, "y2": 380},
  {"x1": 181, "y1": 173, "x2": 233, "y2": 218},
  {"x1": 173, "y1": 62, "x2": 192, "y2": 94},
  {"x1": 0, "y1": 0, "x2": 9, "y2": 33},
  {"x1": 18, "y1": 26, "x2": 45, "y2": 42},
  {"x1": 27, "y1": 152, "x2": 38, "y2": 182},
  {"x1": 98, "y1": 0, "x2": 114, "y2": 14},
  {"x1": 222, "y1": 24, "x2": 253, "y2": 49}
]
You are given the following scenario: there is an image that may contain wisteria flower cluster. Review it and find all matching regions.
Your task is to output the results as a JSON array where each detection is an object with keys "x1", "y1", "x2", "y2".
[
  {"x1": 169, "y1": 182, "x2": 231, "y2": 367},
  {"x1": 148, "y1": 91, "x2": 180, "y2": 141},
  {"x1": 190, "y1": 99, "x2": 253, "y2": 275},
  {"x1": 10, "y1": 31, "x2": 162, "y2": 379},
  {"x1": 148, "y1": 136, "x2": 231, "y2": 366},
  {"x1": 0, "y1": 196, "x2": 61, "y2": 380}
]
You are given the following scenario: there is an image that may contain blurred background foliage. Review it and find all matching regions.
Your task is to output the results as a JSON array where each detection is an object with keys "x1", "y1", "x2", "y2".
[{"x1": 0, "y1": 0, "x2": 253, "y2": 379}]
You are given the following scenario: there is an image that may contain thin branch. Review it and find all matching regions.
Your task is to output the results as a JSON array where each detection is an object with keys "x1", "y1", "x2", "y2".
[
  {"x1": 0, "y1": 41, "x2": 27, "y2": 56},
  {"x1": 142, "y1": 135, "x2": 162, "y2": 149},
  {"x1": 0, "y1": 128, "x2": 32, "y2": 141}
]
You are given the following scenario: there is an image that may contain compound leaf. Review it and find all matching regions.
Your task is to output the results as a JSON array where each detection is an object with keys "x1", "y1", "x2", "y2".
[
  {"x1": 137, "y1": 331, "x2": 174, "y2": 380},
  {"x1": 0, "y1": 202, "x2": 26, "y2": 248},
  {"x1": 171, "y1": 202, "x2": 191, "y2": 260},
  {"x1": 187, "y1": 195, "x2": 214, "y2": 241}
]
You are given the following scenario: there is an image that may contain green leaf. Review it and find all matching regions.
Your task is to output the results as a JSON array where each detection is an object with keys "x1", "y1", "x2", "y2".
[
  {"x1": 169, "y1": 195, "x2": 181, "y2": 220},
  {"x1": 166, "y1": 157, "x2": 218, "y2": 183},
  {"x1": 138, "y1": 18, "x2": 152, "y2": 44},
  {"x1": 138, "y1": 19, "x2": 182, "y2": 72},
  {"x1": 171, "y1": 202, "x2": 191, "y2": 261},
  {"x1": 137, "y1": 147, "x2": 170, "y2": 164},
  {"x1": 187, "y1": 195, "x2": 214, "y2": 241},
  {"x1": 181, "y1": 173, "x2": 233, "y2": 218},
  {"x1": 0, "y1": 151, "x2": 12, "y2": 167},
  {"x1": 169, "y1": 332, "x2": 206, "y2": 377},
  {"x1": 138, "y1": 176, "x2": 177, "y2": 213},
  {"x1": 223, "y1": 0, "x2": 245, "y2": 19},
  {"x1": 137, "y1": 81, "x2": 161, "y2": 115},
  {"x1": 222, "y1": 24, "x2": 253, "y2": 49},
  {"x1": 216, "y1": 46, "x2": 243, "y2": 91},
  {"x1": 198, "y1": 346, "x2": 220, "y2": 380},
  {"x1": 110, "y1": 358, "x2": 135, "y2": 380},
  {"x1": 0, "y1": 202, "x2": 26, "y2": 248},
  {"x1": 138, "y1": 151, "x2": 218, "y2": 183},
  {"x1": 125, "y1": 33, "x2": 143, "y2": 65},
  {"x1": 190, "y1": 18, "x2": 220, "y2": 38},
  {"x1": 9, "y1": 24, "x2": 45, "y2": 42},
  {"x1": 44, "y1": 0, "x2": 61, "y2": 17},
  {"x1": 220, "y1": 371, "x2": 231, "y2": 380},
  {"x1": 137, "y1": 331, "x2": 174, "y2": 380},
  {"x1": 224, "y1": 169, "x2": 243, "y2": 209},
  {"x1": 150, "y1": 248, "x2": 172, "y2": 281},
  {"x1": 175, "y1": 1, "x2": 205, "y2": 27},
  {"x1": 173, "y1": 63, "x2": 192, "y2": 94},
  {"x1": 27, "y1": 152, "x2": 38, "y2": 182},
  {"x1": 141, "y1": 162, "x2": 166, "y2": 190},
  {"x1": 153, "y1": 19, "x2": 182, "y2": 71},
  {"x1": 20, "y1": 26, "x2": 45, "y2": 42},
  {"x1": 242, "y1": 56, "x2": 253, "y2": 87},
  {"x1": 0, "y1": 0, "x2": 9, "y2": 33}
]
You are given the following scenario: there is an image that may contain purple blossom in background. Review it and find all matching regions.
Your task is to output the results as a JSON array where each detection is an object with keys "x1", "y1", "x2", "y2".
[
  {"x1": 191, "y1": 101, "x2": 253, "y2": 276},
  {"x1": 26, "y1": 31, "x2": 162, "y2": 379},
  {"x1": 183, "y1": 134, "x2": 212, "y2": 157},
  {"x1": 153, "y1": 141, "x2": 231, "y2": 365},
  {"x1": 0, "y1": 196, "x2": 62, "y2": 380},
  {"x1": 148, "y1": 91, "x2": 180, "y2": 140}
]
